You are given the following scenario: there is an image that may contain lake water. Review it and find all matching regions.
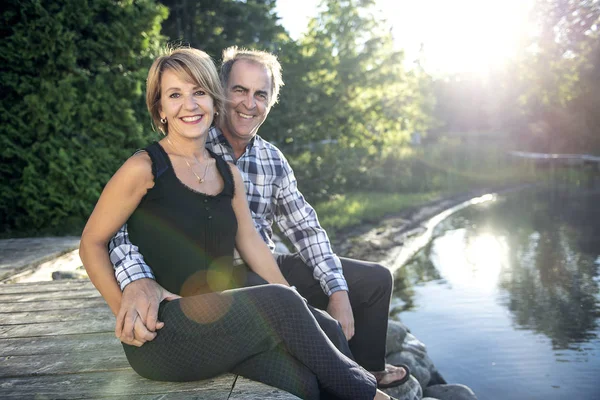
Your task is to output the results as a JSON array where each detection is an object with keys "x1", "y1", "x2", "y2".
[{"x1": 391, "y1": 187, "x2": 600, "y2": 399}]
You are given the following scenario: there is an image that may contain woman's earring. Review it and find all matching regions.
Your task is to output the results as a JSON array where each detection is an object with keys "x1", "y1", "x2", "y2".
[
  {"x1": 214, "y1": 111, "x2": 219, "y2": 117},
  {"x1": 160, "y1": 118, "x2": 167, "y2": 124}
]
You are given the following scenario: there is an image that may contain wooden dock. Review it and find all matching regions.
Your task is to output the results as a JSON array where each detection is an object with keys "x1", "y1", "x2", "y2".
[
  {"x1": 0, "y1": 279, "x2": 298, "y2": 399},
  {"x1": 508, "y1": 150, "x2": 600, "y2": 169}
]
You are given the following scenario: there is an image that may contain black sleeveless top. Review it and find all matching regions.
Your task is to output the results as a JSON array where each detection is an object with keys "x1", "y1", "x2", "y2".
[{"x1": 127, "y1": 142, "x2": 238, "y2": 296}]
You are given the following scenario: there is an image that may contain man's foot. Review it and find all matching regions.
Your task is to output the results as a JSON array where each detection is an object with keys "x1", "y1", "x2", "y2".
[{"x1": 371, "y1": 363, "x2": 411, "y2": 389}]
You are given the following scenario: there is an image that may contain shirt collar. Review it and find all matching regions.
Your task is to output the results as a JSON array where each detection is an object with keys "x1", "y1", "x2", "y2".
[{"x1": 209, "y1": 126, "x2": 259, "y2": 152}]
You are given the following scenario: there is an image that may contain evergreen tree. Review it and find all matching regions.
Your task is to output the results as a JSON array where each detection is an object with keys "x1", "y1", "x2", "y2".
[
  {"x1": 0, "y1": 0, "x2": 167, "y2": 234},
  {"x1": 158, "y1": 0, "x2": 288, "y2": 60}
]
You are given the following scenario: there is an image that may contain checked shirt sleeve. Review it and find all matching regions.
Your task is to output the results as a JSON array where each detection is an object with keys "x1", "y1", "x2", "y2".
[
  {"x1": 275, "y1": 157, "x2": 349, "y2": 296},
  {"x1": 109, "y1": 224, "x2": 155, "y2": 290}
]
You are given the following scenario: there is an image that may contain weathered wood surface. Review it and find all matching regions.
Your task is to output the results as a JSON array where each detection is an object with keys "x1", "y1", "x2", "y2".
[
  {"x1": 0, "y1": 279, "x2": 93, "y2": 294},
  {"x1": 0, "y1": 237, "x2": 80, "y2": 281},
  {"x1": 0, "y1": 280, "x2": 299, "y2": 399}
]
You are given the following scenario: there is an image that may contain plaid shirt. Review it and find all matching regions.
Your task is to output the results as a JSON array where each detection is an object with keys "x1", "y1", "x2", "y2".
[{"x1": 110, "y1": 127, "x2": 348, "y2": 296}]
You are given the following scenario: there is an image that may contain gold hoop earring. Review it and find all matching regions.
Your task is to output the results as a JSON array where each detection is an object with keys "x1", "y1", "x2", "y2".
[{"x1": 160, "y1": 118, "x2": 167, "y2": 124}]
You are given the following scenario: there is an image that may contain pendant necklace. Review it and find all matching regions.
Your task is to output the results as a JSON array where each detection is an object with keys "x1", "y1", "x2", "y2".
[{"x1": 165, "y1": 136, "x2": 210, "y2": 184}]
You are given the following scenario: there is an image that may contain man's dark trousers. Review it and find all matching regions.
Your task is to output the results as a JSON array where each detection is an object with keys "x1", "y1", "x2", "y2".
[{"x1": 277, "y1": 253, "x2": 393, "y2": 372}]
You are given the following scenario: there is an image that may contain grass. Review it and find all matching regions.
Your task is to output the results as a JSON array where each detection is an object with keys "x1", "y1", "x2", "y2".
[{"x1": 313, "y1": 191, "x2": 441, "y2": 236}]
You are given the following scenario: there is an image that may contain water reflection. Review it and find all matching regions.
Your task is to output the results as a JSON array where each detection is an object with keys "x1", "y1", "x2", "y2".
[{"x1": 394, "y1": 187, "x2": 600, "y2": 349}]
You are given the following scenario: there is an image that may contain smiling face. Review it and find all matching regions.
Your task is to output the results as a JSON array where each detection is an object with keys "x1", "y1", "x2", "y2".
[
  {"x1": 159, "y1": 69, "x2": 214, "y2": 140},
  {"x1": 221, "y1": 59, "x2": 272, "y2": 146}
]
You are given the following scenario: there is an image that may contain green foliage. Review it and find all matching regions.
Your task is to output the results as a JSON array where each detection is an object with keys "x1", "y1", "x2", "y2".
[
  {"x1": 10, "y1": 0, "x2": 579, "y2": 237},
  {"x1": 262, "y1": 0, "x2": 435, "y2": 202},
  {"x1": 158, "y1": 0, "x2": 289, "y2": 60},
  {"x1": 314, "y1": 191, "x2": 440, "y2": 235},
  {"x1": 0, "y1": 0, "x2": 167, "y2": 234},
  {"x1": 431, "y1": 1, "x2": 600, "y2": 155},
  {"x1": 518, "y1": 0, "x2": 600, "y2": 153}
]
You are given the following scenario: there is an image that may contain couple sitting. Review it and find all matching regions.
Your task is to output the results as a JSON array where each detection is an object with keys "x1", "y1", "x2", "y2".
[{"x1": 80, "y1": 45, "x2": 411, "y2": 400}]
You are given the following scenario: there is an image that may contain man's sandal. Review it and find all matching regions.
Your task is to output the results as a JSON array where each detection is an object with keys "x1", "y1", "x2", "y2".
[{"x1": 375, "y1": 364, "x2": 411, "y2": 389}]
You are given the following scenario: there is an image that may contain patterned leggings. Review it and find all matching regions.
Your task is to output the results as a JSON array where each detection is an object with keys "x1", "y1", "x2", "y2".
[{"x1": 122, "y1": 284, "x2": 377, "y2": 400}]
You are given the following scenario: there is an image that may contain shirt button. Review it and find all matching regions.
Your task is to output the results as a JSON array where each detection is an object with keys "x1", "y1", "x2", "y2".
[
  {"x1": 208, "y1": 215, "x2": 213, "y2": 220},
  {"x1": 203, "y1": 199, "x2": 208, "y2": 203}
]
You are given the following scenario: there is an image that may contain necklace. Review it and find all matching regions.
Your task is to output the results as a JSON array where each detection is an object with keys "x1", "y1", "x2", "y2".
[{"x1": 165, "y1": 136, "x2": 210, "y2": 184}]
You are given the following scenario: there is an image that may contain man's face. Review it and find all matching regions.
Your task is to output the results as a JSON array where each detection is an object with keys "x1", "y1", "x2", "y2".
[{"x1": 221, "y1": 59, "x2": 272, "y2": 144}]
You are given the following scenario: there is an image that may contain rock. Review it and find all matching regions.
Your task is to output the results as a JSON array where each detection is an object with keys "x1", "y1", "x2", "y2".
[
  {"x1": 52, "y1": 270, "x2": 87, "y2": 280},
  {"x1": 403, "y1": 332, "x2": 428, "y2": 359},
  {"x1": 386, "y1": 319, "x2": 409, "y2": 355},
  {"x1": 382, "y1": 375, "x2": 422, "y2": 400},
  {"x1": 424, "y1": 384, "x2": 478, "y2": 400},
  {"x1": 429, "y1": 369, "x2": 447, "y2": 386}
]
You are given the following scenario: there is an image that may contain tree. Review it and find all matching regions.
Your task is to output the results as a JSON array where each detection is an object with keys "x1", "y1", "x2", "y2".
[
  {"x1": 518, "y1": 0, "x2": 600, "y2": 153},
  {"x1": 158, "y1": 0, "x2": 288, "y2": 60},
  {"x1": 266, "y1": 0, "x2": 435, "y2": 199},
  {"x1": 0, "y1": 0, "x2": 167, "y2": 234}
]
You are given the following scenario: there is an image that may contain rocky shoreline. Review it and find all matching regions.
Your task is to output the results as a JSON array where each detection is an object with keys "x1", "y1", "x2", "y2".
[
  {"x1": 326, "y1": 191, "x2": 498, "y2": 400},
  {"x1": 381, "y1": 320, "x2": 477, "y2": 400}
]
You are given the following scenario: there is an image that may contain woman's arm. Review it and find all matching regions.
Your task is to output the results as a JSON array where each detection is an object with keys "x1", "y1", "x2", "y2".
[
  {"x1": 229, "y1": 164, "x2": 290, "y2": 286},
  {"x1": 79, "y1": 152, "x2": 155, "y2": 316}
]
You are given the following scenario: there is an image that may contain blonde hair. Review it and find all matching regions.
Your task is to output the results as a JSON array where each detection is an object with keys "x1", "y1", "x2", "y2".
[
  {"x1": 220, "y1": 46, "x2": 284, "y2": 108},
  {"x1": 146, "y1": 47, "x2": 226, "y2": 134}
]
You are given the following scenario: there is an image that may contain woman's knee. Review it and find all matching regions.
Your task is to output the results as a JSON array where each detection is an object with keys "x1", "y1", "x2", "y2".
[{"x1": 261, "y1": 283, "x2": 305, "y2": 303}]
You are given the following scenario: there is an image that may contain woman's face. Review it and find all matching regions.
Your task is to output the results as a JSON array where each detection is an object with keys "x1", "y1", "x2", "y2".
[{"x1": 159, "y1": 69, "x2": 214, "y2": 140}]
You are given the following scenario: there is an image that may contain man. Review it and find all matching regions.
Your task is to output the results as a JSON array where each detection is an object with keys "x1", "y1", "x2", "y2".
[{"x1": 110, "y1": 46, "x2": 408, "y2": 388}]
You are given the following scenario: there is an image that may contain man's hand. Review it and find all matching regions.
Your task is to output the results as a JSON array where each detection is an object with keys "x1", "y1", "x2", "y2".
[
  {"x1": 115, "y1": 278, "x2": 180, "y2": 346},
  {"x1": 327, "y1": 290, "x2": 354, "y2": 340}
]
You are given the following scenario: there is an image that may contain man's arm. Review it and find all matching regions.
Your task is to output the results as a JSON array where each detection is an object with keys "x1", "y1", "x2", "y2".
[
  {"x1": 108, "y1": 224, "x2": 179, "y2": 344},
  {"x1": 274, "y1": 155, "x2": 354, "y2": 339},
  {"x1": 274, "y1": 159, "x2": 348, "y2": 295},
  {"x1": 109, "y1": 224, "x2": 155, "y2": 289}
]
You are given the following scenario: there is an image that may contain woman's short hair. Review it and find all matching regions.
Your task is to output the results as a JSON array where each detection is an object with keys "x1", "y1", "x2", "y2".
[{"x1": 146, "y1": 47, "x2": 226, "y2": 134}]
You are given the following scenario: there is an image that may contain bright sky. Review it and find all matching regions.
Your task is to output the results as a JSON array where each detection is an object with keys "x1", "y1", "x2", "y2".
[{"x1": 275, "y1": 0, "x2": 536, "y2": 76}]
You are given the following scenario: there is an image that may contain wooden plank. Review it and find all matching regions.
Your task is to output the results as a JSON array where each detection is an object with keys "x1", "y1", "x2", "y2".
[
  {"x1": 102, "y1": 378, "x2": 298, "y2": 400},
  {"x1": 230, "y1": 377, "x2": 300, "y2": 399},
  {"x1": 0, "y1": 347, "x2": 130, "y2": 378},
  {"x1": 0, "y1": 339, "x2": 296, "y2": 399},
  {"x1": 0, "y1": 318, "x2": 114, "y2": 339},
  {"x1": 0, "y1": 349, "x2": 130, "y2": 378},
  {"x1": 0, "y1": 333, "x2": 120, "y2": 356},
  {"x1": 0, "y1": 280, "x2": 94, "y2": 294},
  {"x1": 0, "y1": 370, "x2": 236, "y2": 399},
  {"x1": 100, "y1": 391, "x2": 238, "y2": 400},
  {"x1": 1, "y1": 297, "x2": 107, "y2": 312},
  {"x1": 101, "y1": 392, "x2": 236, "y2": 399},
  {"x1": 1, "y1": 306, "x2": 112, "y2": 325},
  {"x1": 0, "y1": 289, "x2": 101, "y2": 302}
]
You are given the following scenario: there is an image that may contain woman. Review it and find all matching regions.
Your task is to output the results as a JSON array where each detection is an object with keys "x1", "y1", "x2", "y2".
[{"x1": 80, "y1": 47, "x2": 399, "y2": 400}]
